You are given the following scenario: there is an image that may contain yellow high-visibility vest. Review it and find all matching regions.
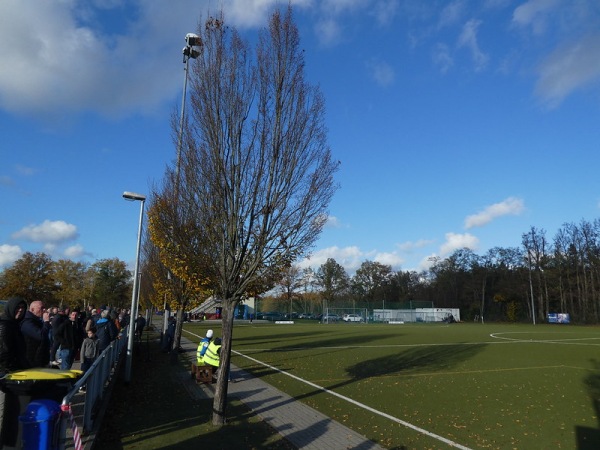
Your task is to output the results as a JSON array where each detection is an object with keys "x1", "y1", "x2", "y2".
[{"x1": 203, "y1": 341, "x2": 221, "y2": 367}]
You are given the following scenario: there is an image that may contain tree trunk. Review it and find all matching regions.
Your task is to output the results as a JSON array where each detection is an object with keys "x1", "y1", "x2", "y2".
[
  {"x1": 212, "y1": 299, "x2": 236, "y2": 426},
  {"x1": 170, "y1": 306, "x2": 184, "y2": 363}
]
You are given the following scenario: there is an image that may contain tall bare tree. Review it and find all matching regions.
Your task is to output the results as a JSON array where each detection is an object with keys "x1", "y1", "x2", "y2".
[
  {"x1": 522, "y1": 227, "x2": 550, "y2": 322},
  {"x1": 174, "y1": 8, "x2": 338, "y2": 425}
]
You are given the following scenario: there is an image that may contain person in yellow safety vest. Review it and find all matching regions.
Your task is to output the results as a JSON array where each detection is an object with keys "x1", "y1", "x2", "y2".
[
  {"x1": 203, "y1": 337, "x2": 221, "y2": 369},
  {"x1": 196, "y1": 329, "x2": 213, "y2": 363}
]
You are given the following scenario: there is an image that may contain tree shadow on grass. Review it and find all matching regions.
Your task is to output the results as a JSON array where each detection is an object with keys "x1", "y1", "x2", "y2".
[
  {"x1": 228, "y1": 343, "x2": 486, "y2": 448},
  {"x1": 233, "y1": 332, "x2": 407, "y2": 370},
  {"x1": 98, "y1": 331, "x2": 294, "y2": 450},
  {"x1": 232, "y1": 329, "x2": 332, "y2": 344},
  {"x1": 113, "y1": 399, "x2": 294, "y2": 450},
  {"x1": 578, "y1": 359, "x2": 600, "y2": 449},
  {"x1": 346, "y1": 343, "x2": 485, "y2": 379},
  {"x1": 273, "y1": 331, "x2": 403, "y2": 351}
]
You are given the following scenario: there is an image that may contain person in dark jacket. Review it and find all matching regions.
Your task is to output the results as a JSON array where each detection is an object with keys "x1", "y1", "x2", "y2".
[
  {"x1": 0, "y1": 297, "x2": 29, "y2": 447},
  {"x1": 49, "y1": 306, "x2": 70, "y2": 364},
  {"x1": 20, "y1": 300, "x2": 51, "y2": 368},
  {"x1": 95, "y1": 309, "x2": 118, "y2": 353},
  {"x1": 135, "y1": 313, "x2": 147, "y2": 341},
  {"x1": 162, "y1": 316, "x2": 176, "y2": 352},
  {"x1": 54, "y1": 310, "x2": 84, "y2": 370},
  {"x1": 0, "y1": 297, "x2": 29, "y2": 373}
]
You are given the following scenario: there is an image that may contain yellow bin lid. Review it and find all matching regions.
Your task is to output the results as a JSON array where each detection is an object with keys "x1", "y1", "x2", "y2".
[{"x1": 5, "y1": 368, "x2": 83, "y2": 381}]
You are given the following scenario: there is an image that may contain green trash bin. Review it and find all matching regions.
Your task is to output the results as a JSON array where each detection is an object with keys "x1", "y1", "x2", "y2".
[{"x1": 0, "y1": 369, "x2": 82, "y2": 449}]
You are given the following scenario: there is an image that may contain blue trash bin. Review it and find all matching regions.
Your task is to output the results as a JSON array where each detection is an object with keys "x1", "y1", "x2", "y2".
[{"x1": 19, "y1": 399, "x2": 61, "y2": 450}]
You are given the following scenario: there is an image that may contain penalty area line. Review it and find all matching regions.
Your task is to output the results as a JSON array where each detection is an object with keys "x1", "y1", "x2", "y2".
[{"x1": 232, "y1": 349, "x2": 473, "y2": 450}]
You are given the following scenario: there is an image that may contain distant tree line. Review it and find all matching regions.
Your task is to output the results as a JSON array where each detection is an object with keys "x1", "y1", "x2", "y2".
[
  {"x1": 0, "y1": 252, "x2": 133, "y2": 310},
  {"x1": 4, "y1": 218, "x2": 600, "y2": 324},
  {"x1": 264, "y1": 219, "x2": 600, "y2": 324}
]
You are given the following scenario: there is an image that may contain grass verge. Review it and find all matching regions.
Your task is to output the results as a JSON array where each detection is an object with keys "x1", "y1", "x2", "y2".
[{"x1": 96, "y1": 327, "x2": 295, "y2": 450}]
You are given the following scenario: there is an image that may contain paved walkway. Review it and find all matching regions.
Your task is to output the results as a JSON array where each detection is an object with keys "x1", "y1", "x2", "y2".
[{"x1": 179, "y1": 336, "x2": 386, "y2": 450}]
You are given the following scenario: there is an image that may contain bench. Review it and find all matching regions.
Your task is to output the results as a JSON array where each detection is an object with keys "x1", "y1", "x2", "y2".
[{"x1": 191, "y1": 362, "x2": 213, "y2": 383}]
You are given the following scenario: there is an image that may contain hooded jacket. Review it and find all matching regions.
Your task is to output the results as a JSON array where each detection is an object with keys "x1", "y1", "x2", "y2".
[
  {"x1": 95, "y1": 316, "x2": 118, "y2": 352},
  {"x1": 0, "y1": 297, "x2": 30, "y2": 374},
  {"x1": 20, "y1": 309, "x2": 51, "y2": 367}
]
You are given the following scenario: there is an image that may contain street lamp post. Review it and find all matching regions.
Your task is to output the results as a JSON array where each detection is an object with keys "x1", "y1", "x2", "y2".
[{"x1": 123, "y1": 191, "x2": 146, "y2": 384}]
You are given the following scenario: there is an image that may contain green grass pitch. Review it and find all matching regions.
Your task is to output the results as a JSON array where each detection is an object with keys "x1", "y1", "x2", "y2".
[{"x1": 184, "y1": 321, "x2": 600, "y2": 449}]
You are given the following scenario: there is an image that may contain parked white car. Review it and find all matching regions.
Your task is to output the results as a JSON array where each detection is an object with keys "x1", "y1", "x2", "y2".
[{"x1": 342, "y1": 314, "x2": 364, "y2": 322}]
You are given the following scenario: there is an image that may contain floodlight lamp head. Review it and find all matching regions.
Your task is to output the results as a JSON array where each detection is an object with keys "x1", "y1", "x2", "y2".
[
  {"x1": 185, "y1": 33, "x2": 201, "y2": 47},
  {"x1": 122, "y1": 191, "x2": 146, "y2": 202},
  {"x1": 183, "y1": 46, "x2": 200, "y2": 58}
]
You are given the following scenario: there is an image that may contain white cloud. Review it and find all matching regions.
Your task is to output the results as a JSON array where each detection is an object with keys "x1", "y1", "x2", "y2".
[
  {"x1": 314, "y1": 18, "x2": 342, "y2": 47},
  {"x1": 0, "y1": 175, "x2": 14, "y2": 186},
  {"x1": 432, "y1": 43, "x2": 454, "y2": 73},
  {"x1": 321, "y1": 0, "x2": 370, "y2": 15},
  {"x1": 299, "y1": 245, "x2": 404, "y2": 273},
  {"x1": 0, "y1": 244, "x2": 22, "y2": 267},
  {"x1": 12, "y1": 220, "x2": 78, "y2": 243},
  {"x1": 0, "y1": 1, "x2": 185, "y2": 118},
  {"x1": 535, "y1": 34, "x2": 600, "y2": 109},
  {"x1": 368, "y1": 60, "x2": 395, "y2": 87},
  {"x1": 418, "y1": 253, "x2": 440, "y2": 271},
  {"x1": 64, "y1": 244, "x2": 86, "y2": 258},
  {"x1": 439, "y1": 232, "x2": 479, "y2": 256},
  {"x1": 43, "y1": 243, "x2": 57, "y2": 253},
  {"x1": 226, "y1": 0, "x2": 312, "y2": 29},
  {"x1": 299, "y1": 245, "x2": 364, "y2": 273},
  {"x1": 0, "y1": 0, "x2": 316, "y2": 119},
  {"x1": 438, "y1": 0, "x2": 466, "y2": 29},
  {"x1": 457, "y1": 19, "x2": 489, "y2": 71},
  {"x1": 372, "y1": 251, "x2": 404, "y2": 269},
  {"x1": 512, "y1": 0, "x2": 560, "y2": 35},
  {"x1": 464, "y1": 197, "x2": 525, "y2": 229},
  {"x1": 372, "y1": 0, "x2": 399, "y2": 27},
  {"x1": 15, "y1": 165, "x2": 37, "y2": 176},
  {"x1": 397, "y1": 239, "x2": 434, "y2": 252},
  {"x1": 325, "y1": 215, "x2": 344, "y2": 228}
]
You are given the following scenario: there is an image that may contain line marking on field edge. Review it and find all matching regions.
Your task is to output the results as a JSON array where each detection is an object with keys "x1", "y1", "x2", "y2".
[
  {"x1": 231, "y1": 348, "x2": 473, "y2": 450},
  {"x1": 490, "y1": 332, "x2": 600, "y2": 345},
  {"x1": 184, "y1": 330, "x2": 472, "y2": 450}
]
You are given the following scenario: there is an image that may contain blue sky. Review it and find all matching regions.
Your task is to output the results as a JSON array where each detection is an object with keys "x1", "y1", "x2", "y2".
[{"x1": 1, "y1": 0, "x2": 600, "y2": 275}]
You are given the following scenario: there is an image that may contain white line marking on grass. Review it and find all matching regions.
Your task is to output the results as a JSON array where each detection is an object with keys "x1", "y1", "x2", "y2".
[
  {"x1": 232, "y1": 340, "x2": 527, "y2": 353},
  {"x1": 233, "y1": 348, "x2": 473, "y2": 450},
  {"x1": 490, "y1": 332, "x2": 600, "y2": 345}
]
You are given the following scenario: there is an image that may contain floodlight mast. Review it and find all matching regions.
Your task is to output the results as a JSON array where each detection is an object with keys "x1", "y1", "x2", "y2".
[{"x1": 177, "y1": 33, "x2": 202, "y2": 180}]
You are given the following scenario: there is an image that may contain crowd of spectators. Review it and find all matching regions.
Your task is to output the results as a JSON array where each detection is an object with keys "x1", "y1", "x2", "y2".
[
  {"x1": 2, "y1": 299, "x2": 136, "y2": 373},
  {"x1": 0, "y1": 297, "x2": 142, "y2": 446}
]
